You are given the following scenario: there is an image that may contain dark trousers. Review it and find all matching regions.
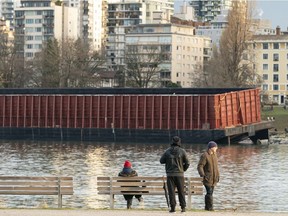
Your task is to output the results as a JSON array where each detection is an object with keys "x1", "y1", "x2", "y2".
[
  {"x1": 167, "y1": 175, "x2": 186, "y2": 208},
  {"x1": 204, "y1": 185, "x2": 214, "y2": 210},
  {"x1": 123, "y1": 194, "x2": 142, "y2": 201}
]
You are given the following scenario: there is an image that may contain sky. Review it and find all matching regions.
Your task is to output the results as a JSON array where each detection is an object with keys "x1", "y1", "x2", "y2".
[
  {"x1": 175, "y1": 0, "x2": 288, "y2": 30},
  {"x1": 256, "y1": 0, "x2": 288, "y2": 30}
]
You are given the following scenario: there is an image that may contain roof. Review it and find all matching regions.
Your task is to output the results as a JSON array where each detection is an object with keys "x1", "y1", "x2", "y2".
[
  {"x1": 252, "y1": 34, "x2": 288, "y2": 41},
  {"x1": 0, "y1": 88, "x2": 255, "y2": 95}
]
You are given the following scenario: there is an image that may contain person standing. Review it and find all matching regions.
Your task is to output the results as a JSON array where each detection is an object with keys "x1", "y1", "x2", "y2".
[
  {"x1": 118, "y1": 160, "x2": 143, "y2": 209},
  {"x1": 160, "y1": 136, "x2": 190, "y2": 213},
  {"x1": 197, "y1": 141, "x2": 220, "y2": 211}
]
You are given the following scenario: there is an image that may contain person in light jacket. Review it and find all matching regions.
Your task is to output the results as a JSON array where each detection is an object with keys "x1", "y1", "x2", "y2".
[
  {"x1": 197, "y1": 141, "x2": 220, "y2": 211},
  {"x1": 160, "y1": 136, "x2": 190, "y2": 213}
]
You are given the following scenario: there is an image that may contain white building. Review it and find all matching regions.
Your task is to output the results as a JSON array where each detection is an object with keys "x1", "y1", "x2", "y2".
[
  {"x1": 126, "y1": 23, "x2": 211, "y2": 87},
  {"x1": 87, "y1": 0, "x2": 108, "y2": 51},
  {"x1": 106, "y1": 0, "x2": 174, "y2": 71},
  {"x1": 14, "y1": 0, "x2": 82, "y2": 60},
  {"x1": 196, "y1": 9, "x2": 228, "y2": 47}
]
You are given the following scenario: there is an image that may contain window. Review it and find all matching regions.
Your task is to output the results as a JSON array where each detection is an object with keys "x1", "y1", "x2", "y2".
[
  {"x1": 263, "y1": 43, "x2": 268, "y2": 49},
  {"x1": 35, "y1": 19, "x2": 42, "y2": 24},
  {"x1": 161, "y1": 45, "x2": 170, "y2": 52},
  {"x1": 263, "y1": 74, "x2": 268, "y2": 80},
  {"x1": 27, "y1": 44, "x2": 33, "y2": 49},
  {"x1": 273, "y1": 43, "x2": 279, "y2": 49},
  {"x1": 273, "y1": 64, "x2": 279, "y2": 72},
  {"x1": 287, "y1": 85, "x2": 288, "y2": 90},
  {"x1": 263, "y1": 84, "x2": 268, "y2": 91},
  {"x1": 273, "y1": 53, "x2": 279, "y2": 61},
  {"x1": 25, "y1": 52, "x2": 33, "y2": 57},
  {"x1": 273, "y1": 85, "x2": 279, "y2": 90},
  {"x1": 263, "y1": 54, "x2": 268, "y2": 59},
  {"x1": 35, "y1": 36, "x2": 42, "y2": 40},
  {"x1": 26, "y1": 19, "x2": 34, "y2": 24},
  {"x1": 26, "y1": 36, "x2": 33, "y2": 40},
  {"x1": 273, "y1": 74, "x2": 279, "y2": 82},
  {"x1": 263, "y1": 64, "x2": 268, "y2": 70}
]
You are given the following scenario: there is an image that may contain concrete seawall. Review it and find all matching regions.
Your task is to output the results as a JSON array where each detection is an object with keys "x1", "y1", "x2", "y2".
[{"x1": 0, "y1": 209, "x2": 287, "y2": 216}]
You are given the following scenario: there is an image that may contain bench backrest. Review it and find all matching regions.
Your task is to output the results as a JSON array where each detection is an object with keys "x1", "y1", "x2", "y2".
[
  {"x1": 97, "y1": 176, "x2": 203, "y2": 195},
  {"x1": 0, "y1": 176, "x2": 73, "y2": 196}
]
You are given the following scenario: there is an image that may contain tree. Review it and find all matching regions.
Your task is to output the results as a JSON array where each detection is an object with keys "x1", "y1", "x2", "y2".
[
  {"x1": 0, "y1": 30, "x2": 26, "y2": 87},
  {"x1": 199, "y1": 1, "x2": 261, "y2": 88},
  {"x1": 27, "y1": 38, "x2": 106, "y2": 87},
  {"x1": 69, "y1": 38, "x2": 106, "y2": 87},
  {"x1": 124, "y1": 45, "x2": 167, "y2": 88}
]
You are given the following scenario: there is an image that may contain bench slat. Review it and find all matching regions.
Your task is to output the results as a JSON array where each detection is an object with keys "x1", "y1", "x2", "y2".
[
  {"x1": 0, "y1": 176, "x2": 73, "y2": 181},
  {"x1": 0, "y1": 182, "x2": 73, "y2": 186}
]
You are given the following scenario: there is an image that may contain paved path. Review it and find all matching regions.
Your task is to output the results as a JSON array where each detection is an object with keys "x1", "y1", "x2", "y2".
[{"x1": 0, "y1": 209, "x2": 288, "y2": 216}]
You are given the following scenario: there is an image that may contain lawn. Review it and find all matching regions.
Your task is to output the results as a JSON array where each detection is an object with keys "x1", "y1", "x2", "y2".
[{"x1": 261, "y1": 105, "x2": 288, "y2": 132}]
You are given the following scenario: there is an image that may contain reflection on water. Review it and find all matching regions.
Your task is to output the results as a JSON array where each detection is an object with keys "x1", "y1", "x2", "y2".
[{"x1": 0, "y1": 140, "x2": 287, "y2": 212}]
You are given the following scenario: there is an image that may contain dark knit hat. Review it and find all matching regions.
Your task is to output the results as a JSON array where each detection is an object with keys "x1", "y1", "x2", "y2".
[
  {"x1": 124, "y1": 160, "x2": 132, "y2": 168},
  {"x1": 207, "y1": 141, "x2": 217, "y2": 149},
  {"x1": 172, "y1": 136, "x2": 181, "y2": 144}
]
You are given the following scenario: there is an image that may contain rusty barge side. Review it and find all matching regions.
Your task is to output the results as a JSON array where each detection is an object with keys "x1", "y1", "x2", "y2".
[{"x1": 0, "y1": 88, "x2": 273, "y2": 144}]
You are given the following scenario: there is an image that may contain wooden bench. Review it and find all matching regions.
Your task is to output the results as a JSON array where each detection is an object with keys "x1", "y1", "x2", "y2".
[
  {"x1": 0, "y1": 176, "x2": 73, "y2": 208},
  {"x1": 97, "y1": 176, "x2": 203, "y2": 209}
]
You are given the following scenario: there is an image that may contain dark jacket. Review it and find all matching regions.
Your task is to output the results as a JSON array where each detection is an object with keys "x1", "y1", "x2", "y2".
[
  {"x1": 160, "y1": 143, "x2": 190, "y2": 176},
  {"x1": 197, "y1": 151, "x2": 220, "y2": 187},
  {"x1": 118, "y1": 168, "x2": 138, "y2": 177}
]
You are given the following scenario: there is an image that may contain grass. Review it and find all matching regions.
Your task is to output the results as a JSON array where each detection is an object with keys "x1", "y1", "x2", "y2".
[{"x1": 261, "y1": 105, "x2": 288, "y2": 132}]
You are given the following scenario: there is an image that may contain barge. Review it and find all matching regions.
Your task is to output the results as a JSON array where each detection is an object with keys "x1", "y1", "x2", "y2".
[{"x1": 0, "y1": 88, "x2": 273, "y2": 144}]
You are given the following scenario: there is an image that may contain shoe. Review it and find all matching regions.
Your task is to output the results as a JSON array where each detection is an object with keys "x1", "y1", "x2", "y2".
[
  {"x1": 169, "y1": 208, "x2": 176, "y2": 213},
  {"x1": 137, "y1": 197, "x2": 143, "y2": 202},
  {"x1": 181, "y1": 208, "x2": 186, "y2": 213}
]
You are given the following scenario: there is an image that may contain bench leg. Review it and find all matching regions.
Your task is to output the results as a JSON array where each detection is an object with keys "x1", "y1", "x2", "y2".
[
  {"x1": 110, "y1": 194, "x2": 114, "y2": 209},
  {"x1": 58, "y1": 194, "x2": 62, "y2": 208}
]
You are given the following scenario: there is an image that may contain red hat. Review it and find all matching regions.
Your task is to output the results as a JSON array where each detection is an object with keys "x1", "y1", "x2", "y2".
[{"x1": 124, "y1": 160, "x2": 132, "y2": 168}]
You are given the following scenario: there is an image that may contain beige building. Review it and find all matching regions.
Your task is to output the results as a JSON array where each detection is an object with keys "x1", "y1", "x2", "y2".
[
  {"x1": 251, "y1": 27, "x2": 288, "y2": 104},
  {"x1": 54, "y1": 5, "x2": 80, "y2": 41},
  {"x1": 125, "y1": 23, "x2": 211, "y2": 87}
]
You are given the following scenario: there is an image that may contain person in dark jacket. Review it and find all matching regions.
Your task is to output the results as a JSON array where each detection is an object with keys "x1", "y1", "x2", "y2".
[
  {"x1": 197, "y1": 141, "x2": 220, "y2": 211},
  {"x1": 160, "y1": 136, "x2": 190, "y2": 213},
  {"x1": 118, "y1": 160, "x2": 143, "y2": 209}
]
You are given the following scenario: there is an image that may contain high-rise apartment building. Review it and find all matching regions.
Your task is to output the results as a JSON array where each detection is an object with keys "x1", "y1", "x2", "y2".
[
  {"x1": 126, "y1": 23, "x2": 211, "y2": 87},
  {"x1": 190, "y1": 0, "x2": 231, "y2": 22},
  {"x1": 88, "y1": 0, "x2": 108, "y2": 51},
  {"x1": 106, "y1": 0, "x2": 174, "y2": 71},
  {"x1": 14, "y1": 0, "x2": 82, "y2": 60},
  {"x1": 0, "y1": 0, "x2": 16, "y2": 28},
  {"x1": 14, "y1": 0, "x2": 55, "y2": 59}
]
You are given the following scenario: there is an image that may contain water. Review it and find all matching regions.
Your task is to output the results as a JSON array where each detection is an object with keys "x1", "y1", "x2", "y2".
[{"x1": 0, "y1": 140, "x2": 287, "y2": 212}]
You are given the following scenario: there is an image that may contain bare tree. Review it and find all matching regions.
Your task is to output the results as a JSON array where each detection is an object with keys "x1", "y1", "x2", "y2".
[
  {"x1": 28, "y1": 38, "x2": 106, "y2": 87},
  {"x1": 124, "y1": 45, "x2": 167, "y2": 88},
  {"x1": 69, "y1": 39, "x2": 106, "y2": 87},
  {"x1": 0, "y1": 30, "x2": 26, "y2": 87},
  {"x1": 202, "y1": 1, "x2": 261, "y2": 88}
]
